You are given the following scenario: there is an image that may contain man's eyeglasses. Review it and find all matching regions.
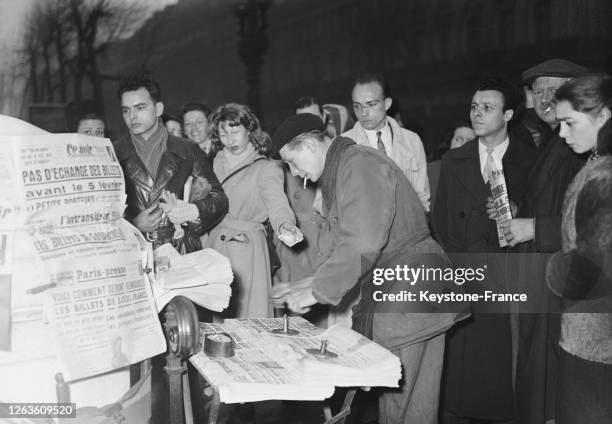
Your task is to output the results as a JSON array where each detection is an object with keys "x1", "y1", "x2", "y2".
[{"x1": 353, "y1": 99, "x2": 383, "y2": 115}]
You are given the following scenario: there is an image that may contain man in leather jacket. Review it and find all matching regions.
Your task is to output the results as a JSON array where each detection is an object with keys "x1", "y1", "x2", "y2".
[{"x1": 113, "y1": 73, "x2": 228, "y2": 253}]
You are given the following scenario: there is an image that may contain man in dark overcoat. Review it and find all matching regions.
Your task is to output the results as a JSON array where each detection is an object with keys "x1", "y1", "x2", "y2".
[
  {"x1": 432, "y1": 77, "x2": 535, "y2": 423},
  {"x1": 501, "y1": 59, "x2": 588, "y2": 424}
]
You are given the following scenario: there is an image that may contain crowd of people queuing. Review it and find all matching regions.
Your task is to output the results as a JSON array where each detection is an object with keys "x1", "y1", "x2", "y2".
[{"x1": 55, "y1": 57, "x2": 611, "y2": 424}]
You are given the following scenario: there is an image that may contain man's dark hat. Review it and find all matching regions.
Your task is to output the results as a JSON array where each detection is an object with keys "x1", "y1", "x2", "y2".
[
  {"x1": 522, "y1": 59, "x2": 588, "y2": 85},
  {"x1": 272, "y1": 113, "x2": 325, "y2": 156}
]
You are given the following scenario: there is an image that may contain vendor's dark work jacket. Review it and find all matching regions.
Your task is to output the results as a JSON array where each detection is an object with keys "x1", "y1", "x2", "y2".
[
  {"x1": 312, "y1": 137, "x2": 468, "y2": 350},
  {"x1": 112, "y1": 133, "x2": 228, "y2": 252}
]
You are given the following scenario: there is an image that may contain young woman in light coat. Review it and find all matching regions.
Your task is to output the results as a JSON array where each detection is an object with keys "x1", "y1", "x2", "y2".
[{"x1": 203, "y1": 103, "x2": 301, "y2": 318}]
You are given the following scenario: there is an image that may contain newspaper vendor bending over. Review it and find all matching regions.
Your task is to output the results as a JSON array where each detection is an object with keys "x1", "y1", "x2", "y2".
[{"x1": 271, "y1": 113, "x2": 467, "y2": 424}]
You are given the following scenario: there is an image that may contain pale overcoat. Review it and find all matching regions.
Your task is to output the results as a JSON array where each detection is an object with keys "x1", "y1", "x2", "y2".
[{"x1": 203, "y1": 148, "x2": 296, "y2": 318}]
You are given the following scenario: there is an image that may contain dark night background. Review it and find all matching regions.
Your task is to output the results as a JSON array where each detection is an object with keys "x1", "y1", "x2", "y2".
[{"x1": 14, "y1": 0, "x2": 612, "y2": 156}]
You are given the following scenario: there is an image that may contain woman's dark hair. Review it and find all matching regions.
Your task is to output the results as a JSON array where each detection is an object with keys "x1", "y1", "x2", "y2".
[
  {"x1": 429, "y1": 120, "x2": 473, "y2": 161},
  {"x1": 295, "y1": 96, "x2": 321, "y2": 114},
  {"x1": 555, "y1": 73, "x2": 612, "y2": 117},
  {"x1": 597, "y1": 118, "x2": 612, "y2": 156},
  {"x1": 555, "y1": 73, "x2": 612, "y2": 155},
  {"x1": 161, "y1": 113, "x2": 180, "y2": 124},
  {"x1": 209, "y1": 103, "x2": 272, "y2": 155},
  {"x1": 180, "y1": 102, "x2": 211, "y2": 122}
]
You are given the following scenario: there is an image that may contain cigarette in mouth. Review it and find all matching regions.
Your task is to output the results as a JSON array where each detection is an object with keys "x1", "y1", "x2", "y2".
[
  {"x1": 544, "y1": 106, "x2": 552, "y2": 114},
  {"x1": 303, "y1": 176, "x2": 308, "y2": 189}
]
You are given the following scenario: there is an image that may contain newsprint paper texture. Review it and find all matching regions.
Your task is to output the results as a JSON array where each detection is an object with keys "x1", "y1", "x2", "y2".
[
  {"x1": 488, "y1": 163, "x2": 513, "y2": 247},
  {"x1": 190, "y1": 317, "x2": 401, "y2": 403},
  {"x1": 2, "y1": 133, "x2": 166, "y2": 381},
  {"x1": 0, "y1": 140, "x2": 20, "y2": 351}
]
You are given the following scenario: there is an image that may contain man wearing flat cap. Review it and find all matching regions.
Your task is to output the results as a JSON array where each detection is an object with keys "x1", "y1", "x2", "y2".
[
  {"x1": 271, "y1": 113, "x2": 468, "y2": 424},
  {"x1": 499, "y1": 59, "x2": 588, "y2": 424},
  {"x1": 501, "y1": 58, "x2": 588, "y2": 251}
]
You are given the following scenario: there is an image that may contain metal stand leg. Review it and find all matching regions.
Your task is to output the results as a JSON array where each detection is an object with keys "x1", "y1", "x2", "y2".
[
  {"x1": 165, "y1": 353, "x2": 187, "y2": 424},
  {"x1": 162, "y1": 296, "x2": 201, "y2": 424},
  {"x1": 204, "y1": 386, "x2": 221, "y2": 424},
  {"x1": 322, "y1": 389, "x2": 356, "y2": 424},
  {"x1": 183, "y1": 372, "x2": 194, "y2": 424}
]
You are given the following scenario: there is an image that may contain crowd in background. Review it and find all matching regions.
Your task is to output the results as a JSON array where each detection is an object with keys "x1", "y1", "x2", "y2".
[{"x1": 26, "y1": 58, "x2": 612, "y2": 424}]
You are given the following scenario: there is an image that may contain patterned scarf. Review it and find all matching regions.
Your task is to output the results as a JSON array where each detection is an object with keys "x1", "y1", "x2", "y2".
[{"x1": 130, "y1": 119, "x2": 168, "y2": 178}]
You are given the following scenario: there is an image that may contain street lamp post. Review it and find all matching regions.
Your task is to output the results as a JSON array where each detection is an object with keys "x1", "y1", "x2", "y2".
[{"x1": 234, "y1": 0, "x2": 271, "y2": 118}]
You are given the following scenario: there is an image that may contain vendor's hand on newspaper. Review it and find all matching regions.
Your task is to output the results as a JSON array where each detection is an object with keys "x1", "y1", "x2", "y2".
[
  {"x1": 270, "y1": 276, "x2": 314, "y2": 308},
  {"x1": 133, "y1": 204, "x2": 163, "y2": 232},
  {"x1": 501, "y1": 218, "x2": 535, "y2": 247},
  {"x1": 285, "y1": 286, "x2": 317, "y2": 314},
  {"x1": 277, "y1": 222, "x2": 304, "y2": 247}
]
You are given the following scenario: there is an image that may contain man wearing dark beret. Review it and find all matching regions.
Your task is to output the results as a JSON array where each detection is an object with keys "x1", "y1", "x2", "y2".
[
  {"x1": 270, "y1": 113, "x2": 468, "y2": 424},
  {"x1": 499, "y1": 59, "x2": 588, "y2": 424}
]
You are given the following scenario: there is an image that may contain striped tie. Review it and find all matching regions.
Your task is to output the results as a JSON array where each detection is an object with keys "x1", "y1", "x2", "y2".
[
  {"x1": 376, "y1": 131, "x2": 387, "y2": 155},
  {"x1": 482, "y1": 148, "x2": 494, "y2": 183}
]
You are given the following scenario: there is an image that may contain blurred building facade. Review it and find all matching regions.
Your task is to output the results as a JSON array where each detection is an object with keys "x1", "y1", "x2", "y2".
[{"x1": 102, "y1": 0, "x2": 612, "y2": 153}]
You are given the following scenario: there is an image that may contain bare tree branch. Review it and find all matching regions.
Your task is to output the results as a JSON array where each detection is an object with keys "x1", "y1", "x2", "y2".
[{"x1": 18, "y1": 0, "x2": 151, "y2": 107}]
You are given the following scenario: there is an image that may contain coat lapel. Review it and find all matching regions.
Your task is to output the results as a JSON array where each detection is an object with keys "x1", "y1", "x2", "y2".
[
  {"x1": 118, "y1": 137, "x2": 155, "y2": 204},
  {"x1": 151, "y1": 151, "x2": 183, "y2": 200},
  {"x1": 124, "y1": 155, "x2": 154, "y2": 190},
  {"x1": 451, "y1": 140, "x2": 489, "y2": 200},
  {"x1": 351, "y1": 122, "x2": 370, "y2": 146},
  {"x1": 502, "y1": 134, "x2": 523, "y2": 170},
  {"x1": 528, "y1": 135, "x2": 571, "y2": 201}
]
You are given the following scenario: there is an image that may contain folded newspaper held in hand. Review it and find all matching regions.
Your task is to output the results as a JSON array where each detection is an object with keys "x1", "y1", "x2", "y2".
[
  {"x1": 488, "y1": 165, "x2": 513, "y2": 247},
  {"x1": 189, "y1": 317, "x2": 401, "y2": 404}
]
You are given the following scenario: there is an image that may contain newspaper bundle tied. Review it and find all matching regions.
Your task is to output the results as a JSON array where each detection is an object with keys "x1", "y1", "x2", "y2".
[
  {"x1": 4, "y1": 133, "x2": 166, "y2": 381},
  {"x1": 488, "y1": 161, "x2": 512, "y2": 247}
]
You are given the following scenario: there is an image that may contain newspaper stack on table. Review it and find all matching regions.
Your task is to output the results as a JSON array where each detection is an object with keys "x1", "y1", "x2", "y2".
[
  {"x1": 149, "y1": 244, "x2": 233, "y2": 312},
  {"x1": 189, "y1": 317, "x2": 401, "y2": 404},
  {"x1": 303, "y1": 324, "x2": 401, "y2": 387}
]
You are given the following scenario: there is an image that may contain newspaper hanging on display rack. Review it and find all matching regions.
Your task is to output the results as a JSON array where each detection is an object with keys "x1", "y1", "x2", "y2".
[
  {"x1": 4, "y1": 133, "x2": 166, "y2": 381},
  {"x1": 0, "y1": 140, "x2": 20, "y2": 350}
]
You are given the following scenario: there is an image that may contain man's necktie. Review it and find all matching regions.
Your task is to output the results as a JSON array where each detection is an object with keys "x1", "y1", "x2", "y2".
[
  {"x1": 376, "y1": 131, "x2": 387, "y2": 155},
  {"x1": 482, "y1": 148, "x2": 495, "y2": 183}
]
